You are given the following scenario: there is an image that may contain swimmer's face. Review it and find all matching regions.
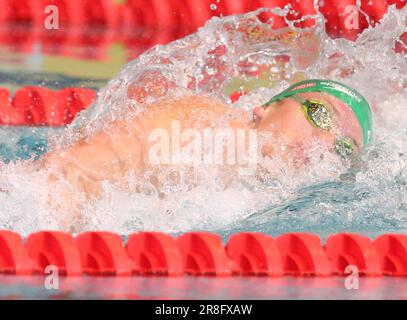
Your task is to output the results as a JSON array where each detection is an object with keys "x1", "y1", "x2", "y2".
[{"x1": 251, "y1": 92, "x2": 364, "y2": 161}]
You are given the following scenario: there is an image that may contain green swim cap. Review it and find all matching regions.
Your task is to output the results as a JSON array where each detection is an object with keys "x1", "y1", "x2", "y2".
[{"x1": 264, "y1": 79, "x2": 373, "y2": 146}]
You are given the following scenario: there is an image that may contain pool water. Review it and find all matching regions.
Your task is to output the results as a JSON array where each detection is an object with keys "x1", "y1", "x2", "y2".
[
  {"x1": 1, "y1": 275, "x2": 406, "y2": 300},
  {"x1": 0, "y1": 127, "x2": 51, "y2": 163}
]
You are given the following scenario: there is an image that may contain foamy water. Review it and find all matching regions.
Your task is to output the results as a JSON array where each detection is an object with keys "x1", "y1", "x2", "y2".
[{"x1": 0, "y1": 6, "x2": 405, "y2": 236}]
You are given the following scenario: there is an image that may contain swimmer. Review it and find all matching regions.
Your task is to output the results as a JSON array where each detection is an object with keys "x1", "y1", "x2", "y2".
[{"x1": 36, "y1": 79, "x2": 372, "y2": 227}]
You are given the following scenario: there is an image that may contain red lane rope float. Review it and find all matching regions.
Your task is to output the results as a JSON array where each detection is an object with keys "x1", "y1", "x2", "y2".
[
  {"x1": 0, "y1": 231, "x2": 406, "y2": 276},
  {"x1": 388, "y1": 0, "x2": 406, "y2": 9},
  {"x1": 122, "y1": 0, "x2": 176, "y2": 45},
  {"x1": 258, "y1": 0, "x2": 290, "y2": 29},
  {"x1": 0, "y1": 89, "x2": 26, "y2": 125},
  {"x1": 25, "y1": 231, "x2": 82, "y2": 276},
  {"x1": 55, "y1": 88, "x2": 97, "y2": 125},
  {"x1": 12, "y1": 86, "x2": 56, "y2": 126},
  {"x1": 395, "y1": 32, "x2": 407, "y2": 54},
  {"x1": 325, "y1": 233, "x2": 382, "y2": 276},
  {"x1": 30, "y1": 0, "x2": 81, "y2": 27},
  {"x1": 374, "y1": 234, "x2": 407, "y2": 276},
  {"x1": 0, "y1": 0, "x2": 121, "y2": 29},
  {"x1": 275, "y1": 233, "x2": 333, "y2": 276},
  {"x1": 0, "y1": 231, "x2": 39, "y2": 275},
  {"x1": 319, "y1": 0, "x2": 389, "y2": 41},
  {"x1": 82, "y1": 0, "x2": 121, "y2": 29},
  {"x1": 225, "y1": 232, "x2": 284, "y2": 276},
  {"x1": 76, "y1": 231, "x2": 134, "y2": 276},
  {"x1": 0, "y1": 0, "x2": 32, "y2": 25},
  {"x1": 287, "y1": 0, "x2": 318, "y2": 28},
  {"x1": 0, "y1": 87, "x2": 96, "y2": 126},
  {"x1": 0, "y1": 0, "x2": 404, "y2": 59},
  {"x1": 176, "y1": 232, "x2": 233, "y2": 276},
  {"x1": 126, "y1": 232, "x2": 183, "y2": 276}
]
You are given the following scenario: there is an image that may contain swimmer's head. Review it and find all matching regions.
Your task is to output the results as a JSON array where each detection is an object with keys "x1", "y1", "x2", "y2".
[{"x1": 251, "y1": 79, "x2": 372, "y2": 161}]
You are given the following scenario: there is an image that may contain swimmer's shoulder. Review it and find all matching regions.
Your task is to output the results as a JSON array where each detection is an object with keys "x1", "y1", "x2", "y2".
[{"x1": 143, "y1": 94, "x2": 231, "y2": 121}]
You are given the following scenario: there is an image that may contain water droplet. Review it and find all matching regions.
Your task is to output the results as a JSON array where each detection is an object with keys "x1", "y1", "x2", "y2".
[
  {"x1": 210, "y1": 4, "x2": 217, "y2": 11},
  {"x1": 206, "y1": 67, "x2": 216, "y2": 75}
]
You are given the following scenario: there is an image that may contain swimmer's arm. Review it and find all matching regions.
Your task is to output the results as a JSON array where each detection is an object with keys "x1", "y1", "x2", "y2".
[
  {"x1": 41, "y1": 118, "x2": 144, "y2": 198},
  {"x1": 33, "y1": 118, "x2": 145, "y2": 231}
]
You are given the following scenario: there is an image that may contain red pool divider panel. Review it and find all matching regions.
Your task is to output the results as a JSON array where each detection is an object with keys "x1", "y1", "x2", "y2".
[{"x1": 0, "y1": 231, "x2": 407, "y2": 277}]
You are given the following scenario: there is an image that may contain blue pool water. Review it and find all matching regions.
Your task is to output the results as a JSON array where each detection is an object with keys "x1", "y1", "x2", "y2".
[{"x1": 0, "y1": 127, "x2": 51, "y2": 163}]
